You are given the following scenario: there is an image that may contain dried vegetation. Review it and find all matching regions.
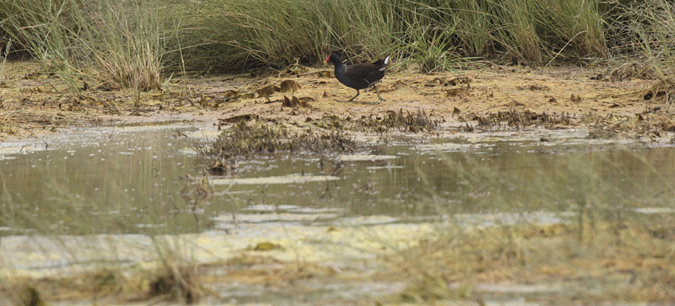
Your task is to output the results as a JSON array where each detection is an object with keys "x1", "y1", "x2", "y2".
[
  {"x1": 198, "y1": 121, "x2": 356, "y2": 175},
  {"x1": 394, "y1": 220, "x2": 674, "y2": 304}
]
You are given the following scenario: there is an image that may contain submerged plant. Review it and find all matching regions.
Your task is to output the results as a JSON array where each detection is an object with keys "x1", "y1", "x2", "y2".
[
  {"x1": 198, "y1": 121, "x2": 356, "y2": 174},
  {"x1": 471, "y1": 110, "x2": 574, "y2": 130},
  {"x1": 354, "y1": 109, "x2": 440, "y2": 133}
]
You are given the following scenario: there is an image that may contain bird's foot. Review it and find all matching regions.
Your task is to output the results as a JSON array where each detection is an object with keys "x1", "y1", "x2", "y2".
[{"x1": 364, "y1": 98, "x2": 382, "y2": 105}]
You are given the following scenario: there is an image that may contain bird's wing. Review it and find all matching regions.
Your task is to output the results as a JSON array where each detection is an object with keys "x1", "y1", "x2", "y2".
[
  {"x1": 364, "y1": 69, "x2": 385, "y2": 83},
  {"x1": 345, "y1": 64, "x2": 384, "y2": 84}
]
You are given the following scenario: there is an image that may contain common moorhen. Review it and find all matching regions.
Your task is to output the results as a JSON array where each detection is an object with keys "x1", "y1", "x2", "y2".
[{"x1": 326, "y1": 52, "x2": 390, "y2": 104}]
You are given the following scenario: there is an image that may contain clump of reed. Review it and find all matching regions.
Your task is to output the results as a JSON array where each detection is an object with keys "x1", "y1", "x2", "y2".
[
  {"x1": 0, "y1": 0, "x2": 167, "y2": 90},
  {"x1": 149, "y1": 258, "x2": 202, "y2": 303},
  {"x1": 0, "y1": 247, "x2": 204, "y2": 305},
  {"x1": 1, "y1": 0, "x2": 674, "y2": 98},
  {"x1": 632, "y1": 0, "x2": 675, "y2": 101},
  {"x1": 206, "y1": 121, "x2": 356, "y2": 157},
  {"x1": 198, "y1": 121, "x2": 356, "y2": 174},
  {"x1": 1, "y1": 281, "x2": 46, "y2": 306},
  {"x1": 190, "y1": 0, "x2": 610, "y2": 69},
  {"x1": 472, "y1": 109, "x2": 574, "y2": 130},
  {"x1": 351, "y1": 109, "x2": 440, "y2": 133}
]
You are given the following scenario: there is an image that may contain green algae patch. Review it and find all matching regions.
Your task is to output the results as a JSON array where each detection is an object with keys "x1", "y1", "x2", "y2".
[{"x1": 251, "y1": 242, "x2": 284, "y2": 251}]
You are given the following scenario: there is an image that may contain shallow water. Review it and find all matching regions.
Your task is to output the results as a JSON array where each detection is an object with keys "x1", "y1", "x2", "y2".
[
  {"x1": 1, "y1": 124, "x2": 674, "y2": 237},
  {"x1": 1, "y1": 124, "x2": 674, "y2": 304}
]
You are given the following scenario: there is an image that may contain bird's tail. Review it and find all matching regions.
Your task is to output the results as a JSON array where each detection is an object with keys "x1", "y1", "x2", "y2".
[{"x1": 377, "y1": 56, "x2": 390, "y2": 72}]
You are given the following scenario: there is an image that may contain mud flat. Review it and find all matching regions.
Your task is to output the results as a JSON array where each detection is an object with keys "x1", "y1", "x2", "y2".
[
  {"x1": 1, "y1": 61, "x2": 673, "y2": 305},
  {"x1": 2, "y1": 61, "x2": 673, "y2": 143}
]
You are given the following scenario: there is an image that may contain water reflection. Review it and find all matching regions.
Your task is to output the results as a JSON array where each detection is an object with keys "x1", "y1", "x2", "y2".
[
  {"x1": 1, "y1": 127, "x2": 197, "y2": 235},
  {"x1": 1, "y1": 126, "x2": 674, "y2": 236}
]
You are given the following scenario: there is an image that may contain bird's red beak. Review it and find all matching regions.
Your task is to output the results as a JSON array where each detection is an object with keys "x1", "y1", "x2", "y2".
[{"x1": 325, "y1": 54, "x2": 331, "y2": 62}]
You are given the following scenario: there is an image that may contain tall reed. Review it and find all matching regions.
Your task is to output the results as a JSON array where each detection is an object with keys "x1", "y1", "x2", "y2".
[
  {"x1": 633, "y1": 0, "x2": 675, "y2": 91},
  {"x1": 1, "y1": 0, "x2": 673, "y2": 90},
  {"x1": 0, "y1": 0, "x2": 168, "y2": 90},
  {"x1": 178, "y1": 0, "x2": 612, "y2": 70}
]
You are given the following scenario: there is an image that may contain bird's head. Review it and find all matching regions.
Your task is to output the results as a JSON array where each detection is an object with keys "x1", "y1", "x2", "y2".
[{"x1": 326, "y1": 52, "x2": 341, "y2": 64}]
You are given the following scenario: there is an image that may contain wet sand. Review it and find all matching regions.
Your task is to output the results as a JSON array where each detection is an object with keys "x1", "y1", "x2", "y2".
[{"x1": 1, "y1": 61, "x2": 672, "y2": 142}]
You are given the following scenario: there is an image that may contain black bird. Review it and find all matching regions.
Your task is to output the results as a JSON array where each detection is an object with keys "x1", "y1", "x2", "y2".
[{"x1": 325, "y1": 52, "x2": 390, "y2": 104}]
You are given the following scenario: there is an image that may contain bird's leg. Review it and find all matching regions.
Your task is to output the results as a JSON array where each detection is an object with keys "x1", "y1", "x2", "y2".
[
  {"x1": 366, "y1": 85, "x2": 383, "y2": 105},
  {"x1": 346, "y1": 89, "x2": 360, "y2": 102}
]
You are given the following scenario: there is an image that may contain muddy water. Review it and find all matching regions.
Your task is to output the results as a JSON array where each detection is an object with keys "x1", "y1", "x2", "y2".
[
  {"x1": 1, "y1": 125, "x2": 196, "y2": 235},
  {"x1": 1, "y1": 124, "x2": 674, "y2": 304},
  {"x1": 1, "y1": 125, "x2": 674, "y2": 237}
]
